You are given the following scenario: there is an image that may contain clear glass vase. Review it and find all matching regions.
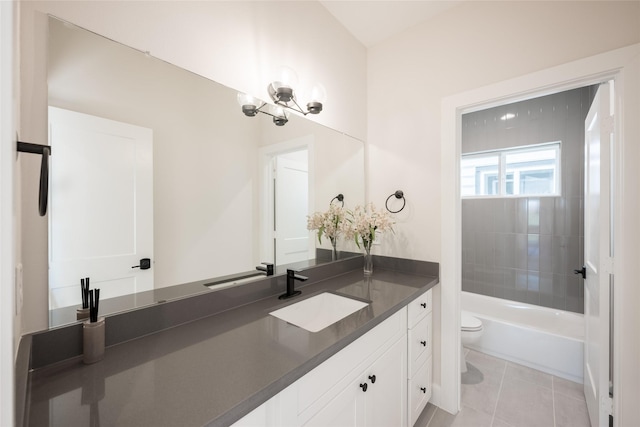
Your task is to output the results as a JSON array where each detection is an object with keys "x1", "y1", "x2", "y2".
[
  {"x1": 330, "y1": 237, "x2": 338, "y2": 261},
  {"x1": 363, "y1": 244, "x2": 373, "y2": 276}
]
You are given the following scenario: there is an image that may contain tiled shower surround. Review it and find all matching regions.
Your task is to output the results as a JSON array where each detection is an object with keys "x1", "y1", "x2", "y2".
[{"x1": 461, "y1": 86, "x2": 597, "y2": 314}]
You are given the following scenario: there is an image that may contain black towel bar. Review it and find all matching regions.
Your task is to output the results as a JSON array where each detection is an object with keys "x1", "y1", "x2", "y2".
[{"x1": 17, "y1": 141, "x2": 51, "y2": 216}]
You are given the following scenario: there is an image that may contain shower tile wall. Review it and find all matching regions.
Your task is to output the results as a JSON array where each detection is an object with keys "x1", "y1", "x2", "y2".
[{"x1": 461, "y1": 86, "x2": 597, "y2": 314}]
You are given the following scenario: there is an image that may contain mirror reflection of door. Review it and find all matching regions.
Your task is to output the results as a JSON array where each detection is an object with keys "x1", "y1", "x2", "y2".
[
  {"x1": 274, "y1": 149, "x2": 309, "y2": 265},
  {"x1": 48, "y1": 107, "x2": 154, "y2": 309}
]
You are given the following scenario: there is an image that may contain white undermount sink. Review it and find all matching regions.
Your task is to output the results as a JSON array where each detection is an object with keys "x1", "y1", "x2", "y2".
[{"x1": 269, "y1": 292, "x2": 369, "y2": 332}]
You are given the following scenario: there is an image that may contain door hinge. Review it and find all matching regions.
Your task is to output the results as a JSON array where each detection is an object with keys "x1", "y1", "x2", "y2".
[{"x1": 601, "y1": 395, "x2": 614, "y2": 416}]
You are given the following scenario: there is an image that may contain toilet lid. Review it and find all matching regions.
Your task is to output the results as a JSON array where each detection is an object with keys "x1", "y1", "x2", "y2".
[{"x1": 461, "y1": 312, "x2": 483, "y2": 332}]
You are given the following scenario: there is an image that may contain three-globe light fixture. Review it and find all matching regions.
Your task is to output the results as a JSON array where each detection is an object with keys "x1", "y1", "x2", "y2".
[{"x1": 237, "y1": 67, "x2": 326, "y2": 126}]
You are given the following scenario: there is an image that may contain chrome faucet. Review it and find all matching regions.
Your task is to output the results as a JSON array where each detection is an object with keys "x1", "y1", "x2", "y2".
[
  {"x1": 256, "y1": 262, "x2": 274, "y2": 276},
  {"x1": 279, "y1": 269, "x2": 308, "y2": 300}
]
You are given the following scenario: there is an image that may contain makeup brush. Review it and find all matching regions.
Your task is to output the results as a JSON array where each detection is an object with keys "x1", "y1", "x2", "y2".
[
  {"x1": 94, "y1": 289, "x2": 100, "y2": 322},
  {"x1": 89, "y1": 290, "x2": 95, "y2": 323},
  {"x1": 81, "y1": 278, "x2": 90, "y2": 309}
]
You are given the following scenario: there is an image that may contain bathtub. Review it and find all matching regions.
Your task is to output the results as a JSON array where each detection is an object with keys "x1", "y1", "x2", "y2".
[{"x1": 461, "y1": 291, "x2": 584, "y2": 383}]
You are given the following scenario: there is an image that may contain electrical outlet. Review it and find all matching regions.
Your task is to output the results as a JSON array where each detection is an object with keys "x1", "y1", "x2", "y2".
[{"x1": 15, "y1": 263, "x2": 23, "y2": 315}]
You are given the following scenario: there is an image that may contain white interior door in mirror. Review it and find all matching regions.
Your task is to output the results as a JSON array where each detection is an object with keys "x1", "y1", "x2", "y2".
[
  {"x1": 275, "y1": 151, "x2": 310, "y2": 265},
  {"x1": 48, "y1": 107, "x2": 153, "y2": 309}
]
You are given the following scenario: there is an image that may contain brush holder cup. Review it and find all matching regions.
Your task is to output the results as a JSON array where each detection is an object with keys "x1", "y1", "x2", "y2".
[
  {"x1": 83, "y1": 317, "x2": 105, "y2": 364},
  {"x1": 76, "y1": 307, "x2": 90, "y2": 320}
]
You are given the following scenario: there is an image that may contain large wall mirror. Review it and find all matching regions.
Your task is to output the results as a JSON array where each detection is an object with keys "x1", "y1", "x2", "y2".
[{"x1": 46, "y1": 16, "x2": 364, "y2": 327}]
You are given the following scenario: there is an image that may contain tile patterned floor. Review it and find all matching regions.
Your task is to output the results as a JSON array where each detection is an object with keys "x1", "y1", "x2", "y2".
[{"x1": 415, "y1": 349, "x2": 591, "y2": 427}]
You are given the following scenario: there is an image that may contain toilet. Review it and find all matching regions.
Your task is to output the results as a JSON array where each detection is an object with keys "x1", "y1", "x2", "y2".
[{"x1": 461, "y1": 311, "x2": 483, "y2": 373}]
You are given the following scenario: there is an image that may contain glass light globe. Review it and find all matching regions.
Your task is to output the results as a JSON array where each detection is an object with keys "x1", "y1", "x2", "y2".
[
  {"x1": 272, "y1": 66, "x2": 299, "y2": 90},
  {"x1": 237, "y1": 93, "x2": 261, "y2": 117},
  {"x1": 237, "y1": 92, "x2": 259, "y2": 107},
  {"x1": 268, "y1": 104, "x2": 288, "y2": 126},
  {"x1": 308, "y1": 83, "x2": 327, "y2": 104},
  {"x1": 306, "y1": 83, "x2": 327, "y2": 114},
  {"x1": 268, "y1": 104, "x2": 286, "y2": 118}
]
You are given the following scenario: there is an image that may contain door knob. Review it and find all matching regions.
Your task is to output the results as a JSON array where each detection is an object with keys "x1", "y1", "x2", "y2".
[
  {"x1": 573, "y1": 266, "x2": 586, "y2": 279},
  {"x1": 132, "y1": 258, "x2": 151, "y2": 270},
  {"x1": 359, "y1": 383, "x2": 368, "y2": 392},
  {"x1": 421, "y1": 340, "x2": 427, "y2": 347},
  {"x1": 368, "y1": 375, "x2": 376, "y2": 384}
]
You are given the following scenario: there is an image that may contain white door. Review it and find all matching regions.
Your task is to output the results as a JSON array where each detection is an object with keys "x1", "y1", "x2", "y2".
[
  {"x1": 48, "y1": 107, "x2": 153, "y2": 309},
  {"x1": 583, "y1": 82, "x2": 614, "y2": 427},
  {"x1": 274, "y1": 151, "x2": 309, "y2": 265}
]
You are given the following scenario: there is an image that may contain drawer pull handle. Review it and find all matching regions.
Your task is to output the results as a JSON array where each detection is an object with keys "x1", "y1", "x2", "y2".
[
  {"x1": 360, "y1": 383, "x2": 368, "y2": 392},
  {"x1": 420, "y1": 302, "x2": 426, "y2": 308},
  {"x1": 420, "y1": 341, "x2": 427, "y2": 346},
  {"x1": 368, "y1": 375, "x2": 376, "y2": 384},
  {"x1": 420, "y1": 387, "x2": 427, "y2": 394}
]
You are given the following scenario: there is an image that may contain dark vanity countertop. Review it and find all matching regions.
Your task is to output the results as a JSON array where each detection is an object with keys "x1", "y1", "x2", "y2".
[{"x1": 26, "y1": 269, "x2": 438, "y2": 427}]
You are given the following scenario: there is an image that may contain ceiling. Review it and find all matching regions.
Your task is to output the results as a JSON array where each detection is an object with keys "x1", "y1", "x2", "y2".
[{"x1": 319, "y1": 1, "x2": 462, "y2": 47}]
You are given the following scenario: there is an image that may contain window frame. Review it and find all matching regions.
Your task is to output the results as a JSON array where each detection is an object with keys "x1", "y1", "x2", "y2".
[{"x1": 461, "y1": 141, "x2": 562, "y2": 199}]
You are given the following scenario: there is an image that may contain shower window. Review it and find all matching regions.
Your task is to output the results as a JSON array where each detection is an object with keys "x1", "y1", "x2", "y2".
[{"x1": 461, "y1": 142, "x2": 561, "y2": 198}]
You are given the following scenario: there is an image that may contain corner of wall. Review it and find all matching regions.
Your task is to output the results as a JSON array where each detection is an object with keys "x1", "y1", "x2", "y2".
[{"x1": 1, "y1": 1, "x2": 18, "y2": 425}]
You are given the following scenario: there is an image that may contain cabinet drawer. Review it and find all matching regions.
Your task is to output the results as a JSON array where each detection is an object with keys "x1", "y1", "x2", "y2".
[
  {"x1": 297, "y1": 308, "x2": 406, "y2": 416},
  {"x1": 408, "y1": 356, "x2": 432, "y2": 427},
  {"x1": 408, "y1": 312, "x2": 431, "y2": 378},
  {"x1": 407, "y1": 289, "x2": 432, "y2": 328}
]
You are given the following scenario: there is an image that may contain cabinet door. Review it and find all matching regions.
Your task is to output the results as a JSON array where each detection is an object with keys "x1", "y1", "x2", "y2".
[
  {"x1": 365, "y1": 336, "x2": 407, "y2": 427},
  {"x1": 302, "y1": 376, "x2": 363, "y2": 427},
  {"x1": 409, "y1": 356, "x2": 432, "y2": 427}
]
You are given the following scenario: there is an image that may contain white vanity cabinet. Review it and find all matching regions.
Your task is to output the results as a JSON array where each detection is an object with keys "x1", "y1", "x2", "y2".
[
  {"x1": 232, "y1": 289, "x2": 436, "y2": 427},
  {"x1": 407, "y1": 289, "x2": 433, "y2": 426},
  {"x1": 231, "y1": 308, "x2": 407, "y2": 427},
  {"x1": 302, "y1": 335, "x2": 407, "y2": 427},
  {"x1": 288, "y1": 307, "x2": 407, "y2": 427}
]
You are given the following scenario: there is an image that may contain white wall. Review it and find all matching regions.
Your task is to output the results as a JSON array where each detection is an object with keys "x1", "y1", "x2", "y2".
[
  {"x1": 18, "y1": 1, "x2": 367, "y2": 334},
  {"x1": 367, "y1": 0, "x2": 640, "y2": 412}
]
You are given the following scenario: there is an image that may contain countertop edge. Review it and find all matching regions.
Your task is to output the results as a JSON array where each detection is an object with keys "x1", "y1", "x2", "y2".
[{"x1": 15, "y1": 335, "x2": 31, "y2": 427}]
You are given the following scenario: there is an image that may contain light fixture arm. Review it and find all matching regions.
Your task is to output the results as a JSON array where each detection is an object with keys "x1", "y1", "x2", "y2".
[
  {"x1": 245, "y1": 101, "x2": 288, "y2": 126},
  {"x1": 274, "y1": 96, "x2": 309, "y2": 116}
]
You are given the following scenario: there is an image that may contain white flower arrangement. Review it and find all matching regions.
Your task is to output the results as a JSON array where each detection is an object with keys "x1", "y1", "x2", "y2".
[
  {"x1": 307, "y1": 203, "x2": 346, "y2": 247},
  {"x1": 344, "y1": 203, "x2": 394, "y2": 252}
]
